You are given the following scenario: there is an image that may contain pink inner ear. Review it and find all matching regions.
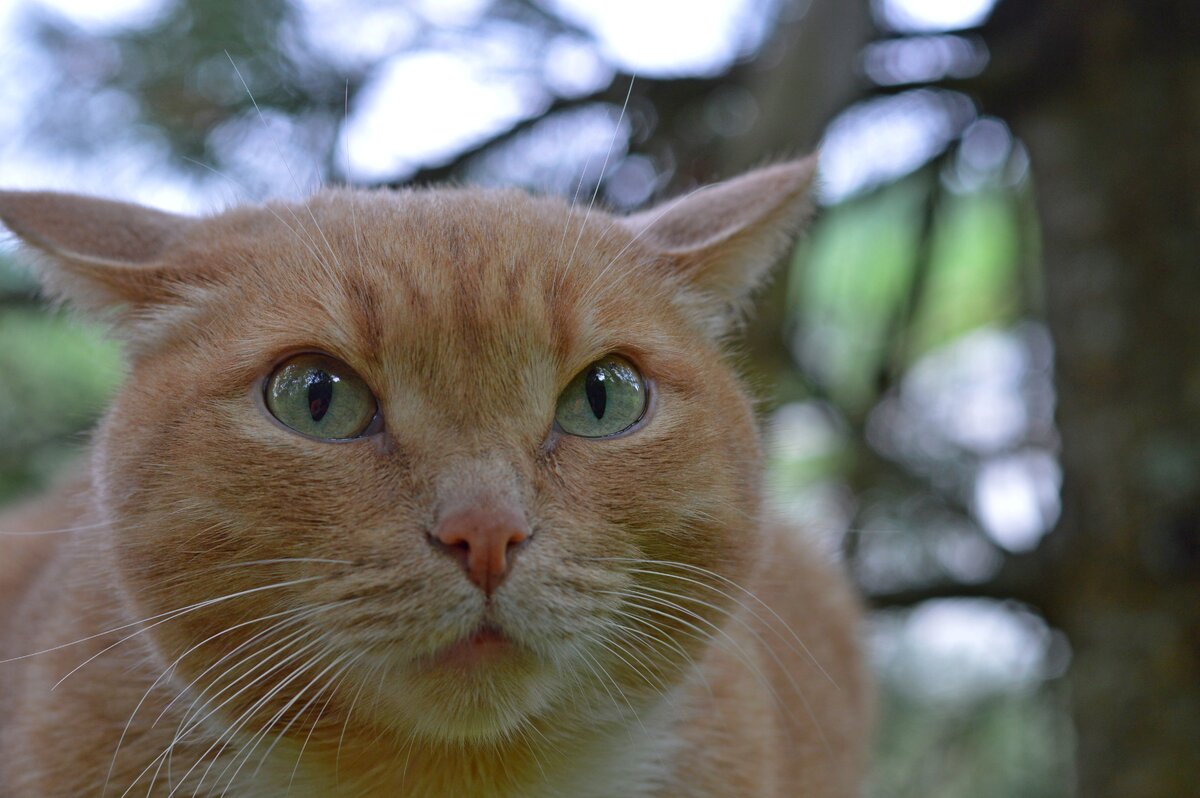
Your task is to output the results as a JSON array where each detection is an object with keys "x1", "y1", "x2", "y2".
[
  {"x1": 621, "y1": 158, "x2": 816, "y2": 254},
  {"x1": 617, "y1": 158, "x2": 817, "y2": 325}
]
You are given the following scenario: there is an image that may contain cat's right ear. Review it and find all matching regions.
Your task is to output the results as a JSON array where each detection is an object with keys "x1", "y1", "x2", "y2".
[
  {"x1": 0, "y1": 191, "x2": 195, "y2": 315},
  {"x1": 619, "y1": 157, "x2": 817, "y2": 337}
]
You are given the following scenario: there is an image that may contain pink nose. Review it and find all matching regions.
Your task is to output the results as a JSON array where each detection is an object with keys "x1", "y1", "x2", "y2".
[{"x1": 431, "y1": 506, "x2": 530, "y2": 596}]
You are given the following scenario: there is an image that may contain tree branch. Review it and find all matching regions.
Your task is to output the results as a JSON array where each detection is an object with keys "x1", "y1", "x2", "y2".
[{"x1": 866, "y1": 549, "x2": 1056, "y2": 619}]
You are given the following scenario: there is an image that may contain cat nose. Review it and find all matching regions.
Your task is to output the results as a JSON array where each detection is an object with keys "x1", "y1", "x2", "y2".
[{"x1": 430, "y1": 506, "x2": 530, "y2": 596}]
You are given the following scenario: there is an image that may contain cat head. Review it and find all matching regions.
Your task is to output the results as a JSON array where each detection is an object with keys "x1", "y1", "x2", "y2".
[{"x1": 0, "y1": 160, "x2": 815, "y2": 743}]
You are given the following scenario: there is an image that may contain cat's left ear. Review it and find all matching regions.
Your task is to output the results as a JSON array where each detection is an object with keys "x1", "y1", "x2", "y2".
[
  {"x1": 620, "y1": 156, "x2": 817, "y2": 336},
  {"x1": 0, "y1": 190, "x2": 196, "y2": 315}
]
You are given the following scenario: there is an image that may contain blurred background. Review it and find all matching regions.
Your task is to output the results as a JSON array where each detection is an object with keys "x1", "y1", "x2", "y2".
[{"x1": 0, "y1": 0, "x2": 1196, "y2": 795}]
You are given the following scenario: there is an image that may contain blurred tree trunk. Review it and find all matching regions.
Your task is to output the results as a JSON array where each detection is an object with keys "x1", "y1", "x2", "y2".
[
  {"x1": 982, "y1": 2, "x2": 1200, "y2": 795},
  {"x1": 716, "y1": 0, "x2": 872, "y2": 400}
]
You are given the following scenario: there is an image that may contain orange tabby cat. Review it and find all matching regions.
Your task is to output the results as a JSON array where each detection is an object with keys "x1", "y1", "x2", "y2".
[{"x1": 0, "y1": 159, "x2": 872, "y2": 797}]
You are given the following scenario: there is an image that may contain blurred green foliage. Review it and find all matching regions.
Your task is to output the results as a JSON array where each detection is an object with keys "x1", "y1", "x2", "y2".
[
  {"x1": 791, "y1": 174, "x2": 1023, "y2": 415},
  {"x1": 870, "y1": 682, "x2": 1074, "y2": 798},
  {"x1": 0, "y1": 255, "x2": 122, "y2": 505},
  {"x1": 909, "y1": 189, "x2": 1022, "y2": 354},
  {"x1": 776, "y1": 172, "x2": 1071, "y2": 798}
]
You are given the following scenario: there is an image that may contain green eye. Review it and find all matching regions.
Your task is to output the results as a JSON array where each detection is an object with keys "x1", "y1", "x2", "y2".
[
  {"x1": 555, "y1": 355, "x2": 647, "y2": 438},
  {"x1": 264, "y1": 353, "x2": 377, "y2": 440}
]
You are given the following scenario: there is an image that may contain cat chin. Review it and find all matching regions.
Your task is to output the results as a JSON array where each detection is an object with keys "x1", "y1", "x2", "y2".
[{"x1": 371, "y1": 653, "x2": 559, "y2": 742}]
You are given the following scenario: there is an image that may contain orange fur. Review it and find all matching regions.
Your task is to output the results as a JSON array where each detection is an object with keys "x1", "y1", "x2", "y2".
[{"x1": 0, "y1": 161, "x2": 872, "y2": 796}]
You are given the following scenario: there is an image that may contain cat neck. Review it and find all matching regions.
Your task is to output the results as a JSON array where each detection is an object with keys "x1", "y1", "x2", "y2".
[{"x1": 253, "y1": 683, "x2": 690, "y2": 797}]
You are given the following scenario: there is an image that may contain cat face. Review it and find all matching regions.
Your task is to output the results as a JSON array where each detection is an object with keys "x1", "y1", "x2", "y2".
[{"x1": 0, "y1": 161, "x2": 814, "y2": 742}]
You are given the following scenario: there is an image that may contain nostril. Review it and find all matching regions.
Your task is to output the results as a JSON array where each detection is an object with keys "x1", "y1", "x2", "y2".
[
  {"x1": 438, "y1": 532, "x2": 471, "y2": 552},
  {"x1": 427, "y1": 529, "x2": 470, "y2": 563},
  {"x1": 430, "y1": 506, "x2": 531, "y2": 595}
]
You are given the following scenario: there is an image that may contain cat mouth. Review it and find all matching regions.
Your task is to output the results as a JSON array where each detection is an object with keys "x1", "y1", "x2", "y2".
[{"x1": 430, "y1": 623, "x2": 512, "y2": 669}]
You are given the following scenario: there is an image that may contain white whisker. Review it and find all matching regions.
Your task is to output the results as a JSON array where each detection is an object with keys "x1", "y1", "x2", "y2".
[
  {"x1": 0, "y1": 575, "x2": 317, "y2": 667},
  {"x1": 589, "y1": 556, "x2": 836, "y2": 686},
  {"x1": 103, "y1": 602, "x2": 337, "y2": 796},
  {"x1": 555, "y1": 75, "x2": 636, "y2": 293},
  {"x1": 608, "y1": 588, "x2": 827, "y2": 755},
  {"x1": 578, "y1": 182, "x2": 718, "y2": 307},
  {"x1": 225, "y1": 52, "x2": 342, "y2": 286}
]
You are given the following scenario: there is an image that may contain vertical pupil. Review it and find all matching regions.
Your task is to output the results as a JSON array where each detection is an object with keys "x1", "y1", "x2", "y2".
[
  {"x1": 585, "y1": 367, "x2": 607, "y2": 420},
  {"x1": 307, "y1": 370, "x2": 334, "y2": 422}
]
